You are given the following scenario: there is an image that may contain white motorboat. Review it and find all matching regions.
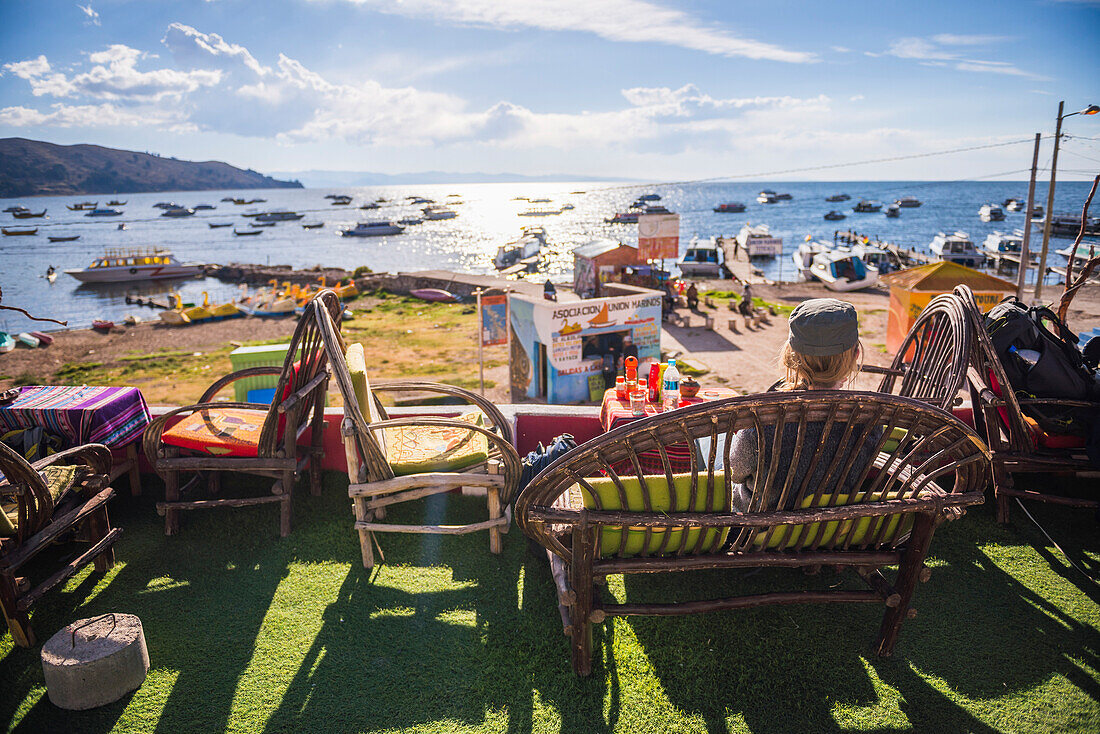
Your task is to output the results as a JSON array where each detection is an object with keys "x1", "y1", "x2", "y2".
[
  {"x1": 895, "y1": 196, "x2": 922, "y2": 208},
  {"x1": 65, "y1": 247, "x2": 205, "y2": 283},
  {"x1": 342, "y1": 221, "x2": 404, "y2": 237},
  {"x1": 808, "y1": 250, "x2": 878, "y2": 292},
  {"x1": 792, "y1": 240, "x2": 830, "y2": 279},
  {"x1": 422, "y1": 205, "x2": 457, "y2": 220},
  {"x1": 677, "y1": 236, "x2": 723, "y2": 278},
  {"x1": 979, "y1": 204, "x2": 1005, "y2": 222},
  {"x1": 161, "y1": 207, "x2": 195, "y2": 217},
  {"x1": 853, "y1": 199, "x2": 882, "y2": 213},
  {"x1": 884, "y1": 203, "x2": 901, "y2": 218},
  {"x1": 1003, "y1": 198, "x2": 1025, "y2": 212},
  {"x1": 1055, "y1": 241, "x2": 1100, "y2": 259},
  {"x1": 756, "y1": 191, "x2": 778, "y2": 204},
  {"x1": 826, "y1": 193, "x2": 850, "y2": 202},
  {"x1": 735, "y1": 223, "x2": 783, "y2": 258},
  {"x1": 824, "y1": 210, "x2": 846, "y2": 221},
  {"x1": 930, "y1": 231, "x2": 984, "y2": 268},
  {"x1": 518, "y1": 207, "x2": 562, "y2": 217},
  {"x1": 983, "y1": 230, "x2": 1024, "y2": 254},
  {"x1": 849, "y1": 242, "x2": 895, "y2": 274},
  {"x1": 84, "y1": 207, "x2": 123, "y2": 217},
  {"x1": 494, "y1": 228, "x2": 546, "y2": 270},
  {"x1": 255, "y1": 210, "x2": 305, "y2": 222}
]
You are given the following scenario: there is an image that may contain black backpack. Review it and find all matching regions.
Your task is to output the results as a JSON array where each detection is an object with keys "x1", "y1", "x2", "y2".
[{"x1": 985, "y1": 296, "x2": 1100, "y2": 436}]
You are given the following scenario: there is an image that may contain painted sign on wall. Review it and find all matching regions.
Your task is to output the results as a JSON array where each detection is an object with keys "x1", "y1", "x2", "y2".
[{"x1": 638, "y1": 213, "x2": 680, "y2": 260}]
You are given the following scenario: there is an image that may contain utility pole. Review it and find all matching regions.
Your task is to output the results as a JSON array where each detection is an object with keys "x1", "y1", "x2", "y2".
[
  {"x1": 1016, "y1": 133, "x2": 1042, "y2": 300},
  {"x1": 1033, "y1": 101, "x2": 1064, "y2": 304}
]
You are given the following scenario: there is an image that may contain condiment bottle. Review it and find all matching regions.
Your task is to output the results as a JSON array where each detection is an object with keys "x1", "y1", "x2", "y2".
[
  {"x1": 615, "y1": 376, "x2": 627, "y2": 400},
  {"x1": 624, "y1": 356, "x2": 638, "y2": 395},
  {"x1": 648, "y1": 362, "x2": 660, "y2": 403}
]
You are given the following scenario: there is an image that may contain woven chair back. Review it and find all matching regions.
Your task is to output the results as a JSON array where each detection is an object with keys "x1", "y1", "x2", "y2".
[{"x1": 880, "y1": 291, "x2": 972, "y2": 410}]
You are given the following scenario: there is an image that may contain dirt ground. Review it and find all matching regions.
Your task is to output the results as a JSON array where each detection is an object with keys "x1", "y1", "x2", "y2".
[{"x1": 3, "y1": 281, "x2": 1098, "y2": 403}]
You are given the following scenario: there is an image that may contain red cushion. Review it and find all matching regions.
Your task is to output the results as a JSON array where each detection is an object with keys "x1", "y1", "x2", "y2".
[
  {"x1": 989, "y1": 370, "x2": 1087, "y2": 449},
  {"x1": 162, "y1": 408, "x2": 267, "y2": 457}
]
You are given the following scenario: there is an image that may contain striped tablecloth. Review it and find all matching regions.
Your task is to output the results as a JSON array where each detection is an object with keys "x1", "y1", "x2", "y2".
[{"x1": 0, "y1": 386, "x2": 151, "y2": 449}]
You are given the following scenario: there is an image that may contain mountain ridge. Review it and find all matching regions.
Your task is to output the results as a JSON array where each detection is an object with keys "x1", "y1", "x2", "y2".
[
  {"x1": 0, "y1": 138, "x2": 302, "y2": 197},
  {"x1": 267, "y1": 169, "x2": 638, "y2": 187}
]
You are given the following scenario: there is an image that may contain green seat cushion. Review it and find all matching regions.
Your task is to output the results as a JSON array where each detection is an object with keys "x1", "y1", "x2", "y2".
[
  {"x1": 0, "y1": 465, "x2": 81, "y2": 536},
  {"x1": 579, "y1": 472, "x2": 731, "y2": 557},
  {"x1": 751, "y1": 488, "x2": 914, "y2": 550},
  {"x1": 382, "y1": 410, "x2": 490, "y2": 476},
  {"x1": 345, "y1": 342, "x2": 382, "y2": 425}
]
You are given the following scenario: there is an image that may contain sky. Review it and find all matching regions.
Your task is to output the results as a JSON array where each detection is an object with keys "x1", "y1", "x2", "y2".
[{"x1": 0, "y1": 0, "x2": 1098, "y2": 181}]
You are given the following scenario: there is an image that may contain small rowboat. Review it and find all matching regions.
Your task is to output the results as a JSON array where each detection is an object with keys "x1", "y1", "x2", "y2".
[
  {"x1": 92, "y1": 320, "x2": 114, "y2": 332},
  {"x1": 234, "y1": 229, "x2": 263, "y2": 236},
  {"x1": 302, "y1": 222, "x2": 324, "y2": 229},
  {"x1": 409, "y1": 288, "x2": 459, "y2": 303},
  {"x1": 48, "y1": 234, "x2": 81, "y2": 242},
  {"x1": 2, "y1": 227, "x2": 38, "y2": 236},
  {"x1": 0, "y1": 333, "x2": 14, "y2": 353},
  {"x1": 28, "y1": 331, "x2": 53, "y2": 346},
  {"x1": 209, "y1": 223, "x2": 232, "y2": 228},
  {"x1": 16, "y1": 333, "x2": 40, "y2": 348},
  {"x1": 12, "y1": 210, "x2": 47, "y2": 218},
  {"x1": 250, "y1": 222, "x2": 277, "y2": 228}
]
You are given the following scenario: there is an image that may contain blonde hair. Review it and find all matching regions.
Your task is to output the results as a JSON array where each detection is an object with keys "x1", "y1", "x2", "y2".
[{"x1": 778, "y1": 340, "x2": 861, "y2": 391}]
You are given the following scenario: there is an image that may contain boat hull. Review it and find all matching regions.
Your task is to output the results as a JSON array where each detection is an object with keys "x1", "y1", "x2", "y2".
[{"x1": 65, "y1": 264, "x2": 205, "y2": 283}]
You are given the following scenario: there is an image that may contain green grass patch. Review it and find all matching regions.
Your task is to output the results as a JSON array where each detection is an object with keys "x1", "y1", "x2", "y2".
[
  {"x1": 2, "y1": 477, "x2": 1097, "y2": 733},
  {"x1": 11, "y1": 373, "x2": 38, "y2": 387},
  {"x1": 54, "y1": 362, "x2": 105, "y2": 382}
]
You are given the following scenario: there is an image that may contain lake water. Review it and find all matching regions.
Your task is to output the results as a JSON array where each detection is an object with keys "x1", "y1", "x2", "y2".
[{"x1": 1, "y1": 179, "x2": 1097, "y2": 333}]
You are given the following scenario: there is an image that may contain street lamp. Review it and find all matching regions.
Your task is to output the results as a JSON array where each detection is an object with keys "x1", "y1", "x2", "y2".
[{"x1": 1033, "y1": 102, "x2": 1099, "y2": 302}]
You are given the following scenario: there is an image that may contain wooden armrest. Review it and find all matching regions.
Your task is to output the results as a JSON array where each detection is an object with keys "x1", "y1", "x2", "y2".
[
  {"x1": 0, "y1": 487, "x2": 115, "y2": 572},
  {"x1": 31, "y1": 444, "x2": 112, "y2": 475},
  {"x1": 861, "y1": 365, "x2": 902, "y2": 377},
  {"x1": 277, "y1": 370, "x2": 329, "y2": 415},
  {"x1": 199, "y1": 366, "x2": 284, "y2": 402}
]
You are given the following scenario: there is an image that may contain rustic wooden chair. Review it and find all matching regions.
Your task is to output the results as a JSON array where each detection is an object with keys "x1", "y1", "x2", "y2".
[
  {"x1": 864, "y1": 290, "x2": 973, "y2": 410},
  {"x1": 143, "y1": 290, "x2": 342, "y2": 536},
  {"x1": 314, "y1": 302, "x2": 521, "y2": 568},
  {"x1": 516, "y1": 391, "x2": 989, "y2": 675},
  {"x1": 956, "y1": 284, "x2": 1100, "y2": 523},
  {"x1": 0, "y1": 441, "x2": 120, "y2": 646}
]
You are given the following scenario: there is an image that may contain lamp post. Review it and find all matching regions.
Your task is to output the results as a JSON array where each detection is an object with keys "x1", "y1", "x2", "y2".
[{"x1": 1033, "y1": 101, "x2": 1099, "y2": 302}]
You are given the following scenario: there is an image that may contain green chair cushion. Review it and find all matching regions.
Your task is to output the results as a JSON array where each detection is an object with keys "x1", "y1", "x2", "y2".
[
  {"x1": 579, "y1": 472, "x2": 731, "y2": 557},
  {"x1": 751, "y1": 489, "x2": 914, "y2": 550},
  {"x1": 383, "y1": 410, "x2": 490, "y2": 476},
  {"x1": 345, "y1": 342, "x2": 381, "y2": 425},
  {"x1": 0, "y1": 465, "x2": 81, "y2": 537}
]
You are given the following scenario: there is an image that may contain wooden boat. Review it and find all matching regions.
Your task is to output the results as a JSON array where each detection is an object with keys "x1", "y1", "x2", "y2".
[
  {"x1": 250, "y1": 222, "x2": 277, "y2": 228},
  {"x1": 409, "y1": 288, "x2": 458, "y2": 303},
  {"x1": 107, "y1": 200, "x2": 127, "y2": 206},
  {"x1": 67, "y1": 202, "x2": 97, "y2": 211},
  {"x1": 28, "y1": 331, "x2": 53, "y2": 346},
  {"x1": 824, "y1": 210, "x2": 846, "y2": 221},
  {"x1": 234, "y1": 229, "x2": 263, "y2": 236},
  {"x1": 13, "y1": 210, "x2": 46, "y2": 219},
  {"x1": 16, "y1": 333, "x2": 40, "y2": 348},
  {"x1": 208, "y1": 222, "x2": 233, "y2": 228},
  {"x1": 302, "y1": 222, "x2": 324, "y2": 229},
  {"x1": 48, "y1": 235, "x2": 80, "y2": 242},
  {"x1": 2, "y1": 227, "x2": 37, "y2": 236},
  {"x1": 0, "y1": 332, "x2": 15, "y2": 353},
  {"x1": 3, "y1": 206, "x2": 28, "y2": 213},
  {"x1": 91, "y1": 320, "x2": 114, "y2": 332}
]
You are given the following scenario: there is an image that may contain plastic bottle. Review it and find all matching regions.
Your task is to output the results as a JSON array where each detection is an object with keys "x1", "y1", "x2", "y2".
[
  {"x1": 1009, "y1": 345, "x2": 1041, "y2": 371},
  {"x1": 656, "y1": 362, "x2": 668, "y2": 403},
  {"x1": 624, "y1": 356, "x2": 638, "y2": 395},
  {"x1": 647, "y1": 362, "x2": 661, "y2": 403},
  {"x1": 662, "y1": 359, "x2": 681, "y2": 412}
]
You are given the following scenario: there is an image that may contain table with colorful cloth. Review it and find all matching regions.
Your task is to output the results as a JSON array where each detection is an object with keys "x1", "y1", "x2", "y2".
[
  {"x1": 0, "y1": 385, "x2": 150, "y2": 494},
  {"x1": 599, "y1": 386, "x2": 738, "y2": 473}
]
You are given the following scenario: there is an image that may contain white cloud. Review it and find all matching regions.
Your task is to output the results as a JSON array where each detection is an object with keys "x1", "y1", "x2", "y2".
[
  {"x1": 885, "y1": 35, "x2": 1047, "y2": 80},
  {"x1": 2, "y1": 45, "x2": 221, "y2": 101},
  {"x1": 0, "y1": 102, "x2": 191, "y2": 131},
  {"x1": 849, "y1": 94, "x2": 864, "y2": 101},
  {"x1": 317, "y1": 0, "x2": 815, "y2": 63},
  {"x1": 77, "y1": 4, "x2": 100, "y2": 26},
  {"x1": 831, "y1": 46, "x2": 851, "y2": 53}
]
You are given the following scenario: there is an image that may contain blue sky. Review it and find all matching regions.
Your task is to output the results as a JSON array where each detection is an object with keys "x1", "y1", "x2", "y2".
[{"x1": 1, "y1": 0, "x2": 1098, "y2": 180}]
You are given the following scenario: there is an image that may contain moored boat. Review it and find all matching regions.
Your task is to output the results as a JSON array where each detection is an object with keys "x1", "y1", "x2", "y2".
[
  {"x1": 84, "y1": 207, "x2": 123, "y2": 217},
  {"x1": 853, "y1": 199, "x2": 882, "y2": 213},
  {"x1": 930, "y1": 231, "x2": 984, "y2": 267},
  {"x1": 48, "y1": 234, "x2": 80, "y2": 242},
  {"x1": 410, "y1": 288, "x2": 459, "y2": 303},
  {"x1": 984, "y1": 230, "x2": 1025, "y2": 254},
  {"x1": 808, "y1": 251, "x2": 878, "y2": 292},
  {"x1": 736, "y1": 223, "x2": 783, "y2": 258},
  {"x1": 518, "y1": 207, "x2": 561, "y2": 217},
  {"x1": 233, "y1": 228, "x2": 263, "y2": 236},
  {"x1": 342, "y1": 221, "x2": 404, "y2": 237},
  {"x1": 67, "y1": 201, "x2": 97, "y2": 211},
  {"x1": 209, "y1": 222, "x2": 232, "y2": 228},
  {"x1": 979, "y1": 204, "x2": 1005, "y2": 222},
  {"x1": 1003, "y1": 198, "x2": 1025, "y2": 211},
  {"x1": 494, "y1": 227, "x2": 546, "y2": 270},
  {"x1": 0, "y1": 332, "x2": 14, "y2": 353},
  {"x1": 1054, "y1": 241, "x2": 1100, "y2": 259},
  {"x1": 28, "y1": 331, "x2": 53, "y2": 346},
  {"x1": 3, "y1": 206, "x2": 29, "y2": 213},
  {"x1": 92, "y1": 320, "x2": 114, "y2": 332},
  {"x1": 161, "y1": 207, "x2": 195, "y2": 217},
  {"x1": 2, "y1": 227, "x2": 37, "y2": 235},
  {"x1": 885, "y1": 203, "x2": 901, "y2": 218},
  {"x1": 422, "y1": 205, "x2": 457, "y2": 220},
  {"x1": 12, "y1": 209, "x2": 46, "y2": 218},
  {"x1": 677, "y1": 236, "x2": 723, "y2": 278},
  {"x1": 107, "y1": 200, "x2": 126, "y2": 206},
  {"x1": 826, "y1": 193, "x2": 850, "y2": 203},
  {"x1": 895, "y1": 196, "x2": 921, "y2": 208},
  {"x1": 756, "y1": 191, "x2": 778, "y2": 204},
  {"x1": 606, "y1": 211, "x2": 638, "y2": 224},
  {"x1": 302, "y1": 222, "x2": 324, "y2": 229},
  {"x1": 824, "y1": 210, "x2": 846, "y2": 221},
  {"x1": 713, "y1": 202, "x2": 746, "y2": 213},
  {"x1": 255, "y1": 210, "x2": 305, "y2": 222},
  {"x1": 792, "y1": 240, "x2": 829, "y2": 278},
  {"x1": 16, "y1": 333, "x2": 40, "y2": 348},
  {"x1": 64, "y1": 247, "x2": 205, "y2": 283}
]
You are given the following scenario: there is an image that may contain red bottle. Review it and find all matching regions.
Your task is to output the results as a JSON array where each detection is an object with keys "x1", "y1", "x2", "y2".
[
  {"x1": 647, "y1": 362, "x2": 660, "y2": 403},
  {"x1": 624, "y1": 356, "x2": 637, "y2": 383}
]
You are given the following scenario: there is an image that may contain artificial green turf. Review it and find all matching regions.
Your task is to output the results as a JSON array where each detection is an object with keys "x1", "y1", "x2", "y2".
[{"x1": 2, "y1": 475, "x2": 1098, "y2": 733}]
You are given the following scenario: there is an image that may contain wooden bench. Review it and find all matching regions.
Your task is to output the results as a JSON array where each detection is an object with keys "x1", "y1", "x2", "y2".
[{"x1": 515, "y1": 391, "x2": 989, "y2": 675}]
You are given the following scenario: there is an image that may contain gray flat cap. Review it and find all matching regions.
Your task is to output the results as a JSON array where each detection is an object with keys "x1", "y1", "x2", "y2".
[{"x1": 788, "y1": 298, "x2": 858, "y2": 356}]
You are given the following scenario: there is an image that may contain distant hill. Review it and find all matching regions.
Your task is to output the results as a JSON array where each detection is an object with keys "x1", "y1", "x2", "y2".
[
  {"x1": 268, "y1": 169, "x2": 636, "y2": 188},
  {"x1": 0, "y1": 138, "x2": 302, "y2": 198}
]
